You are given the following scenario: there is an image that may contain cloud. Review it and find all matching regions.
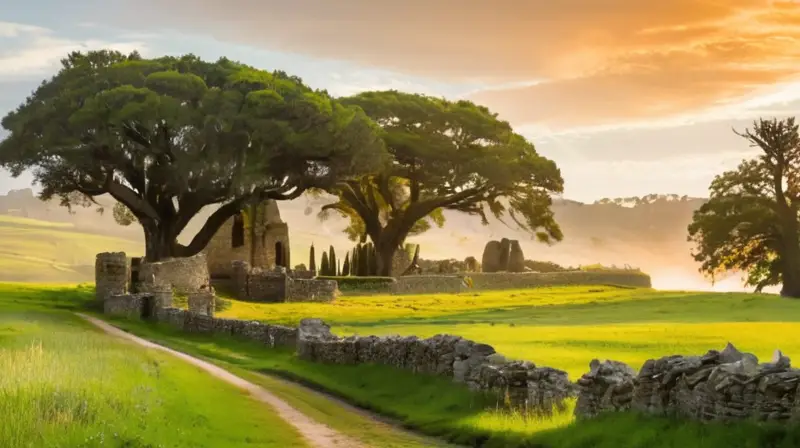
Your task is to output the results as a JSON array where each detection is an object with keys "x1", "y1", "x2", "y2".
[
  {"x1": 107, "y1": 0, "x2": 800, "y2": 128},
  {"x1": 0, "y1": 21, "x2": 149, "y2": 80}
]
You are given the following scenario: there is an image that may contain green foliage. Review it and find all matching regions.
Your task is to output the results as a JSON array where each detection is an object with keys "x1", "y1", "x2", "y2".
[
  {"x1": 214, "y1": 296, "x2": 232, "y2": 313},
  {"x1": 342, "y1": 252, "x2": 351, "y2": 276},
  {"x1": 0, "y1": 50, "x2": 386, "y2": 261},
  {"x1": 320, "y1": 90, "x2": 564, "y2": 275},
  {"x1": 688, "y1": 118, "x2": 800, "y2": 295},
  {"x1": 320, "y1": 250, "x2": 330, "y2": 276},
  {"x1": 329, "y1": 245, "x2": 337, "y2": 276},
  {"x1": 309, "y1": 244, "x2": 317, "y2": 273}
]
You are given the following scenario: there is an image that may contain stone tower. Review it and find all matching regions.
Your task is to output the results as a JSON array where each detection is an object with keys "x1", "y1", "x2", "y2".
[{"x1": 204, "y1": 200, "x2": 290, "y2": 278}]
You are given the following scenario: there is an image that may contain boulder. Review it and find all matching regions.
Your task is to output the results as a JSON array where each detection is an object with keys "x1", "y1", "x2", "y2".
[
  {"x1": 481, "y1": 240, "x2": 503, "y2": 273},
  {"x1": 508, "y1": 240, "x2": 526, "y2": 272}
]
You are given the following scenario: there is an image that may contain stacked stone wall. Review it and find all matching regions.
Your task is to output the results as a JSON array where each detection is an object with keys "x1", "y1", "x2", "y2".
[
  {"x1": 95, "y1": 252, "x2": 130, "y2": 302},
  {"x1": 466, "y1": 271, "x2": 652, "y2": 290},
  {"x1": 230, "y1": 263, "x2": 338, "y2": 303},
  {"x1": 295, "y1": 319, "x2": 575, "y2": 414},
  {"x1": 575, "y1": 343, "x2": 800, "y2": 423},
  {"x1": 391, "y1": 275, "x2": 465, "y2": 294},
  {"x1": 153, "y1": 307, "x2": 298, "y2": 348},
  {"x1": 139, "y1": 253, "x2": 210, "y2": 294}
]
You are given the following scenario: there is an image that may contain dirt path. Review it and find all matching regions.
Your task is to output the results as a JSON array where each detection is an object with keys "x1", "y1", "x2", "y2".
[{"x1": 76, "y1": 313, "x2": 362, "y2": 448}]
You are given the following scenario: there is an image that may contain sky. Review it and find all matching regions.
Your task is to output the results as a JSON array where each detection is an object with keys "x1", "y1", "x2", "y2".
[{"x1": 2, "y1": 0, "x2": 800, "y2": 202}]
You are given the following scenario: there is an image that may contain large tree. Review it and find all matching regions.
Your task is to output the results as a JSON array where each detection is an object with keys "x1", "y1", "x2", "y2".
[
  {"x1": 688, "y1": 117, "x2": 800, "y2": 296},
  {"x1": 319, "y1": 90, "x2": 564, "y2": 276},
  {"x1": 0, "y1": 50, "x2": 385, "y2": 261}
]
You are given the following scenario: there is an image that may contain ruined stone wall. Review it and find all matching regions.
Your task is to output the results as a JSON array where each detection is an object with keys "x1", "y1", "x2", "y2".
[
  {"x1": 467, "y1": 271, "x2": 652, "y2": 290},
  {"x1": 575, "y1": 343, "x2": 800, "y2": 423},
  {"x1": 391, "y1": 275, "x2": 465, "y2": 294},
  {"x1": 95, "y1": 252, "x2": 130, "y2": 302},
  {"x1": 287, "y1": 279, "x2": 338, "y2": 302},
  {"x1": 204, "y1": 201, "x2": 291, "y2": 278},
  {"x1": 103, "y1": 293, "x2": 143, "y2": 318},
  {"x1": 153, "y1": 307, "x2": 298, "y2": 348},
  {"x1": 139, "y1": 253, "x2": 210, "y2": 294},
  {"x1": 230, "y1": 263, "x2": 337, "y2": 303},
  {"x1": 296, "y1": 319, "x2": 575, "y2": 414}
]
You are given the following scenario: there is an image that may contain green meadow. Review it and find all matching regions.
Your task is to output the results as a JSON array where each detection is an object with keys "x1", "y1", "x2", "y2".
[
  {"x1": 217, "y1": 285, "x2": 800, "y2": 378},
  {"x1": 0, "y1": 284, "x2": 305, "y2": 448}
]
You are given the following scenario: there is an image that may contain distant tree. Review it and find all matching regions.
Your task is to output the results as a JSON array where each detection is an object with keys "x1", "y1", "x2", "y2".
[
  {"x1": 319, "y1": 91, "x2": 564, "y2": 275},
  {"x1": 342, "y1": 252, "x2": 351, "y2": 276},
  {"x1": 688, "y1": 118, "x2": 800, "y2": 296},
  {"x1": 329, "y1": 245, "x2": 337, "y2": 276},
  {"x1": 320, "y1": 250, "x2": 330, "y2": 276},
  {"x1": 309, "y1": 244, "x2": 317, "y2": 273},
  {"x1": 0, "y1": 50, "x2": 385, "y2": 261}
]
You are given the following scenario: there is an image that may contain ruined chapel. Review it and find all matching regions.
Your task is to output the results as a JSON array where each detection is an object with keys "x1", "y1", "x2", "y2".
[{"x1": 203, "y1": 199, "x2": 290, "y2": 278}]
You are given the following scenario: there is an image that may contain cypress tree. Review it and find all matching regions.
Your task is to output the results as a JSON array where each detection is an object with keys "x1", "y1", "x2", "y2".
[
  {"x1": 329, "y1": 245, "x2": 337, "y2": 276},
  {"x1": 342, "y1": 252, "x2": 351, "y2": 276},
  {"x1": 358, "y1": 243, "x2": 369, "y2": 276},
  {"x1": 320, "y1": 250, "x2": 329, "y2": 276},
  {"x1": 309, "y1": 244, "x2": 317, "y2": 273}
]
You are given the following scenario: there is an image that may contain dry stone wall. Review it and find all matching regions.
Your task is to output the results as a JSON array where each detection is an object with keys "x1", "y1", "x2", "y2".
[
  {"x1": 153, "y1": 307, "x2": 298, "y2": 348},
  {"x1": 467, "y1": 271, "x2": 652, "y2": 290},
  {"x1": 95, "y1": 252, "x2": 130, "y2": 302},
  {"x1": 231, "y1": 262, "x2": 338, "y2": 302},
  {"x1": 575, "y1": 343, "x2": 800, "y2": 423},
  {"x1": 391, "y1": 275, "x2": 465, "y2": 294},
  {"x1": 139, "y1": 253, "x2": 210, "y2": 294},
  {"x1": 296, "y1": 319, "x2": 575, "y2": 414}
]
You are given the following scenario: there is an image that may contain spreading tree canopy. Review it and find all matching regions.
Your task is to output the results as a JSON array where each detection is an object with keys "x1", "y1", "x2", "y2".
[
  {"x1": 0, "y1": 50, "x2": 385, "y2": 261},
  {"x1": 319, "y1": 90, "x2": 564, "y2": 275},
  {"x1": 688, "y1": 117, "x2": 800, "y2": 296}
]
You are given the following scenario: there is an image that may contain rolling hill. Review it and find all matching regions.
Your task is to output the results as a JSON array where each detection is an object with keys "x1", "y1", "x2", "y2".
[{"x1": 0, "y1": 188, "x2": 746, "y2": 290}]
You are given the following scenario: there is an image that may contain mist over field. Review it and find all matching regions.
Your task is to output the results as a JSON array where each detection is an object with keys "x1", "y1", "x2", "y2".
[{"x1": 0, "y1": 188, "x2": 753, "y2": 291}]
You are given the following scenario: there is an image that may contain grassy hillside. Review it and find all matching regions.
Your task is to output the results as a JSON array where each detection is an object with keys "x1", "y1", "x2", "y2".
[
  {"x1": 0, "y1": 215, "x2": 141, "y2": 282},
  {"x1": 0, "y1": 284, "x2": 306, "y2": 447},
  {"x1": 216, "y1": 286, "x2": 800, "y2": 379}
]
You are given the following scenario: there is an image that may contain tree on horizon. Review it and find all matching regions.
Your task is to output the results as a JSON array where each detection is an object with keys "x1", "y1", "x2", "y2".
[{"x1": 688, "y1": 117, "x2": 800, "y2": 297}]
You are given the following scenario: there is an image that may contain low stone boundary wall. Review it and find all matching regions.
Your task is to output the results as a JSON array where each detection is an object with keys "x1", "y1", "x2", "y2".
[
  {"x1": 467, "y1": 271, "x2": 652, "y2": 290},
  {"x1": 575, "y1": 343, "x2": 800, "y2": 423},
  {"x1": 391, "y1": 275, "x2": 465, "y2": 295},
  {"x1": 153, "y1": 306, "x2": 298, "y2": 348},
  {"x1": 296, "y1": 318, "x2": 575, "y2": 413},
  {"x1": 139, "y1": 253, "x2": 210, "y2": 294}
]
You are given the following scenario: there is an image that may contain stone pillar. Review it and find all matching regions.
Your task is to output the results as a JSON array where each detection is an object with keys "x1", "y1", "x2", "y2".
[
  {"x1": 188, "y1": 292, "x2": 215, "y2": 317},
  {"x1": 138, "y1": 280, "x2": 173, "y2": 310},
  {"x1": 95, "y1": 252, "x2": 130, "y2": 303},
  {"x1": 232, "y1": 260, "x2": 250, "y2": 300}
]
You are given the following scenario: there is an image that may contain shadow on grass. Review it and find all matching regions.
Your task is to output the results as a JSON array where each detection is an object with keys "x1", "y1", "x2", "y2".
[{"x1": 0, "y1": 283, "x2": 96, "y2": 312}]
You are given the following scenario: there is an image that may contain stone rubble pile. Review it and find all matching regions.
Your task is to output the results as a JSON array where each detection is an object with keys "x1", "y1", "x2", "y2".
[
  {"x1": 296, "y1": 318, "x2": 575, "y2": 414},
  {"x1": 575, "y1": 342, "x2": 800, "y2": 422}
]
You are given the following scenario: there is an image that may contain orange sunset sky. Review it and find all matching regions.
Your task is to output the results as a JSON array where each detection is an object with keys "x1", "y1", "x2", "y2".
[{"x1": 2, "y1": 0, "x2": 800, "y2": 201}]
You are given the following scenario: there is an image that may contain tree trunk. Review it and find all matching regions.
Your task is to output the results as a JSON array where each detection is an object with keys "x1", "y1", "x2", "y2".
[
  {"x1": 142, "y1": 223, "x2": 179, "y2": 262},
  {"x1": 375, "y1": 243, "x2": 396, "y2": 277},
  {"x1": 779, "y1": 213, "x2": 800, "y2": 298}
]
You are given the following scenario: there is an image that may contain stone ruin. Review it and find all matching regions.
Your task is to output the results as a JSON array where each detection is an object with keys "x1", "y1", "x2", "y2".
[
  {"x1": 481, "y1": 238, "x2": 526, "y2": 273},
  {"x1": 296, "y1": 318, "x2": 575, "y2": 414},
  {"x1": 231, "y1": 261, "x2": 338, "y2": 303},
  {"x1": 575, "y1": 343, "x2": 800, "y2": 423}
]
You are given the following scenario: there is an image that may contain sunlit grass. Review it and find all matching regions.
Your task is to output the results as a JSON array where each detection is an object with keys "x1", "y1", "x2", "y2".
[
  {"x1": 217, "y1": 285, "x2": 800, "y2": 377},
  {"x1": 0, "y1": 293, "x2": 305, "y2": 447}
]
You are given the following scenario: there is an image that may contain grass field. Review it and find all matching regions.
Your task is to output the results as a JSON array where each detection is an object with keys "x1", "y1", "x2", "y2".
[
  {"x1": 0, "y1": 284, "x2": 306, "y2": 448},
  {"x1": 0, "y1": 216, "x2": 140, "y2": 283},
  {"x1": 216, "y1": 285, "x2": 800, "y2": 378}
]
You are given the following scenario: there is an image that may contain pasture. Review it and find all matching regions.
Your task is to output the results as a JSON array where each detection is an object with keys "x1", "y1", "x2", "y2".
[
  {"x1": 0, "y1": 284, "x2": 305, "y2": 448},
  {"x1": 216, "y1": 285, "x2": 800, "y2": 378}
]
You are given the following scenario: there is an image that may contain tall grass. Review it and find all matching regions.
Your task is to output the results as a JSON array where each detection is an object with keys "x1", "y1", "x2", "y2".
[{"x1": 0, "y1": 310, "x2": 305, "y2": 447}]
